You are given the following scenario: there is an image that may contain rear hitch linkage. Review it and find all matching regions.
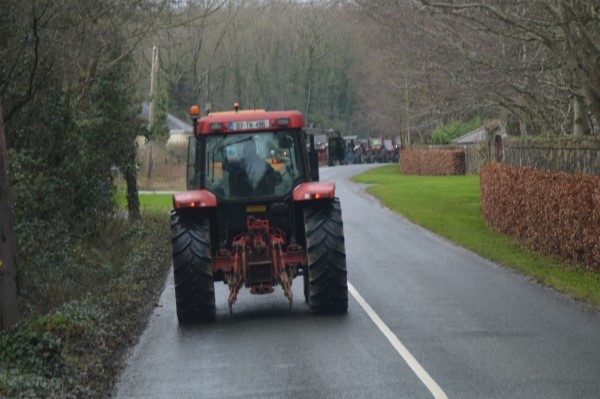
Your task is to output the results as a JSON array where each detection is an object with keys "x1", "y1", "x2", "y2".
[{"x1": 225, "y1": 216, "x2": 303, "y2": 314}]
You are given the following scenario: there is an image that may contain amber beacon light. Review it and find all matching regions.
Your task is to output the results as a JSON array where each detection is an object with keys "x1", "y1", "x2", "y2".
[{"x1": 189, "y1": 105, "x2": 201, "y2": 117}]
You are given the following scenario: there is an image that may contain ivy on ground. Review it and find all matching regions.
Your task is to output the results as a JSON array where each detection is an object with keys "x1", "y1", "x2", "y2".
[{"x1": 0, "y1": 214, "x2": 171, "y2": 398}]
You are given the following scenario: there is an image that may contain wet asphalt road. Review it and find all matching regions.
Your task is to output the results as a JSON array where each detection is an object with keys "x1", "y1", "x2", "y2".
[{"x1": 115, "y1": 164, "x2": 600, "y2": 399}]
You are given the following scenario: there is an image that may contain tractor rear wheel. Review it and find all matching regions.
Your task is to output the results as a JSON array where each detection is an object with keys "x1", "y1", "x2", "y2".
[
  {"x1": 303, "y1": 200, "x2": 348, "y2": 313},
  {"x1": 171, "y1": 211, "x2": 216, "y2": 323}
]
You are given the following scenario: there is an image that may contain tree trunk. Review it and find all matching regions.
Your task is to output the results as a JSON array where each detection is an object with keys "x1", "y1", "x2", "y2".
[
  {"x1": 573, "y1": 95, "x2": 589, "y2": 135},
  {"x1": 78, "y1": 48, "x2": 102, "y2": 111},
  {"x1": 582, "y1": 84, "x2": 600, "y2": 133},
  {"x1": 123, "y1": 141, "x2": 140, "y2": 219},
  {"x1": 0, "y1": 98, "x2": 20, "y2": 331},
  {"x1": 519, "y1": 119, "x2": 527, "y2": 136},
  {"x1": 125, "y1": 169, "x2": 140, "y2": 219},
  {"x1": 146, "y1": 46, "x2": 159, "y2": 182},
  {"x1": 146, "y1": 142, "x2": 153, "y2": 181},
  {"x1": 305, "y1": 46, "x2": 314, "y2": 123}
]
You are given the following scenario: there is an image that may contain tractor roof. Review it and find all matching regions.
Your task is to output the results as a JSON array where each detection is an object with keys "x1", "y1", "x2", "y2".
[{"x1": 196, "y1": 110, "x2": 305, "y2": 135}]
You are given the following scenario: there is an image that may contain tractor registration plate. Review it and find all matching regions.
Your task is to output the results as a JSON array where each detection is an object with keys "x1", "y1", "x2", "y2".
[
  {"x1": 229, "y1": 119, "x2": 270, "y2": 131},
  {"x1": 246, "y1": 205, "x2": 266, "y2": 213}
]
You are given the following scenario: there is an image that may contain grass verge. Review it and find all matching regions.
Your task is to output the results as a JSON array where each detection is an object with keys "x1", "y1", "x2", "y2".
[
  {"x1": 353, "y1": 165, "x2": 600, "y2": 309},
  {"x1": 0, "y1": 210, "x2": 172, "y2": 398},
  {"x1": 138, "y1": 193, "x2": 173, "y2": 212},
  {"x1": 115, "y1": 191, "x2": 173, "y2": 214}
]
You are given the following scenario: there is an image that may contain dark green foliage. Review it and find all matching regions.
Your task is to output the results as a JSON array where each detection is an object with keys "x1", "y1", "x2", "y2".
[
  {"x1": 150, "y1": 71, "x2": 170, "y2": 142},
  {"x1": 6, "y1": 51, "x2": 141, "y2": 227},
  {"x1": 0, "y1": 214, "x2": 172, "y2": 398},
  {"x1": 4, "y1": 47, "x2": 143, "y2": 311},
  {"x1": 0, "y1": 0, "x2": 158, "y2": 395},
  {"x1": 8, "y1": 89, "x2": 112, "y2": 227},
  {"x1": 430, "y1": 117, "x2": 482, "y2": 144}
]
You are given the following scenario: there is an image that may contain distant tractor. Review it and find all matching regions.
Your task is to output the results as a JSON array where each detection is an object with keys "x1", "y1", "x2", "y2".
[
  {"x1": 383, "y1": 138, "x2": 394, "y2": 163},
  {"x1": 327, "y1": 131, "x2": 346, "y2": 166},
  {"x1": 304, "y1": 128, "x2": 346, "y2": 166},
  {"x1": 343, "y1": 135, "x2": 358, "y2": 164},
  {"x1": 367, "y1": 136, "x2": 385, "y2": 163},
  {"x1": 354, "y1": 140, "x2": 367, "y2": 164},
  {"x1": 171, "y1": 105, "x2": 348, "y2": 323}
]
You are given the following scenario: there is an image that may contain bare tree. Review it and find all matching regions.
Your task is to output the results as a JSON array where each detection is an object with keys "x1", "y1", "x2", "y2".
[
  {"x1": 347, "y1": 0, "x2": 600, "y2": 138},
  {"x1": 419, "y1": 0, "x2": 600, "y2": 134}
]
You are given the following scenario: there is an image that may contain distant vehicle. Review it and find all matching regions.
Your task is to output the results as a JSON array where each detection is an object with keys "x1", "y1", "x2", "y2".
[
  {"x1": 354, "y1": 140, "x2": 367, "y2": 164},
  {"x1": 303, "y1": 128, "x2": 346, "y2": 166},
  {"x1": 383, "y1": 139, "x2": 395, "y2": 163},
  {"x1": 367, "y1": 136, "x2": 386, "y2": 163},
  {"x1": 343, "y1": 135, "x2": 357, "y2": 164}
]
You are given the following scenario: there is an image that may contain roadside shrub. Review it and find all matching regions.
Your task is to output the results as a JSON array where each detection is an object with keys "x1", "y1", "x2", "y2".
[
  {"x1": 480, "y1": 163, "x2": 600, "y2": 270},
  {"x1": 0, "y1": 308, "x2": 92, "y2": 399},
  {"x1": 0, "y1": 214, "x2": 171, "y2": 398},
  {"x1": 430, "y1": 117, "x2": 482, "y2": 144},
  {"x1": 400, "y1": 149, "x2": 465, "y2": 175}
]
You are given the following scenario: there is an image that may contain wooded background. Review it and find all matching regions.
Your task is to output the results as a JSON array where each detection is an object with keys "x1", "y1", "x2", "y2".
[{"x1": 1, "y1": 0, "x2": 599, "y2": 329}]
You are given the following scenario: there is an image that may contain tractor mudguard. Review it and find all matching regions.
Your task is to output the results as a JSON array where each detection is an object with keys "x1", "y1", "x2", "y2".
[
  {"x1": 292, "y1": 182, "x2": 335, "y2": 201},
  {"x1": 173, "y1": 189, "x2": 217, "y2": 209}
]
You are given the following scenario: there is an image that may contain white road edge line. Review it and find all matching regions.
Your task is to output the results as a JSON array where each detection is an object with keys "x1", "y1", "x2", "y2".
[{"x1": 348, "y1": 282, "x2": 448, "y2": 399}]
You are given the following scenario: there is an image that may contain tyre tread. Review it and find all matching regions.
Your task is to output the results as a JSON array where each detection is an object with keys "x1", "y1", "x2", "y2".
[
  {"x1": 171, "y1": 210, "x2": 216, "y2": 323},
  {"x1": 303, "y1": 200, "x2": 348, "y2": 313}
]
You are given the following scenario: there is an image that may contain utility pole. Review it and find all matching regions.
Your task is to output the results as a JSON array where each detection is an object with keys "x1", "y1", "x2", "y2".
[
  {"x1": 405, "y1": 78, "x2": 411, "y2": 148},
  {"x1": 147, "y1": 46, "x2": 159, "y2": 181}
]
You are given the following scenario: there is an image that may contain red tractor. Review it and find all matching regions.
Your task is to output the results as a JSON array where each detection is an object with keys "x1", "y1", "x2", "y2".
[
  {"x1": 171, "y1": 105, "x2": 348, "y2": 323},
  {"x1": 383, "y1": 138, "x2": 394, "y2": 163},
  {"x1": 367, "y1": 136, "x2": 385, "y2": 163}
]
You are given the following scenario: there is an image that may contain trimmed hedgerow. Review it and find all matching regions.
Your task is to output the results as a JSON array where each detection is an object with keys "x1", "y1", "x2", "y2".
[
  {"x1": 480, "y1": 163, "x2": 600, "y2": 270},
  {"x1": 400, "y1": 149, "x2": 465, "y2": 175}
]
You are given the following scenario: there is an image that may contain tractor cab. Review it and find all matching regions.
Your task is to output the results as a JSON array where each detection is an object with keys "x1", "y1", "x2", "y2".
[
  {"x1": 189, "y1": 130, "x2": 304, "y2": 199},
  {"x1": 184, "y1": 107, "x2": 320, "y2": 199}
]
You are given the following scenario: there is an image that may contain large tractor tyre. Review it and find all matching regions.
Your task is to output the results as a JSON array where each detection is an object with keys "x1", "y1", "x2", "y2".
[
  {"x1": 171, "y1": 211, "x2": 216, "y2": 323},
  {"x1": 303, "y1": 200, "x2": 348, "y2": 313}
]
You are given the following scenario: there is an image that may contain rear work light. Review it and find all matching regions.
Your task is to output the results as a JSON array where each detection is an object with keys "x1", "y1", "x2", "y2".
[
  {"x1": 277, "y1": 118, "x2": 289, "y2": 126},
  {"x1": 210, "y1": 122, "x2": 223, "y2": 131}
]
